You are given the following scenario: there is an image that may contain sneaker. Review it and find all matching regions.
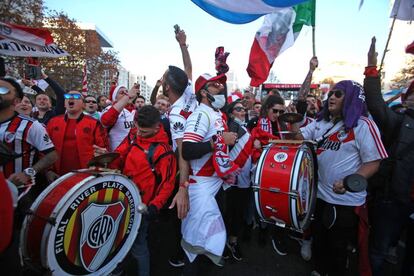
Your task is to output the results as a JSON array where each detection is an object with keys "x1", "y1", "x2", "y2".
[
  {"x1": 168, "y1": 256, "x2": 185, "y2": 268},
  {"x1": 226, "y1": 242, "x2": 243, "y2": 261},
  {"x1": 271, "y1": 237, "x2": 287, "y2": 256},
  {"x1": 310, "y1": 270, "x2": 321, "y2": 276},
  {"x1": 301, "y1": 239, "x2": 312, "y2": 261},
  {"x1": 385, "y1": 246, "x2": 398, "y2": 265}
]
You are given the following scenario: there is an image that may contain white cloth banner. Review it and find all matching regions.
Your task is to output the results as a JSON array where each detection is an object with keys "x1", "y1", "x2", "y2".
[{"x1": 0, "y1": 38, "x2": 69, "y2": 58}]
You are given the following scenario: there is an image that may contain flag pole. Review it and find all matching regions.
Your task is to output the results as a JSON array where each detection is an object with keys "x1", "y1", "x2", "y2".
[
  {"x1": 379, "y1": 0, "x2": 401, "y2": 72},
  {"x1": 311, "y1": 0, "x2": 316, "y2": 57},
  {"x1": 379, "y1": 16, "x2": 397, "y2": 72},
  {"x1": 312, "y1": 26, "x2": 316, "y2": 56}
]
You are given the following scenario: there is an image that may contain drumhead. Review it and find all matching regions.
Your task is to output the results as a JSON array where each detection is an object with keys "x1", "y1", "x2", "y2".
[{"x1": 21, "y1": 171, "x2": 142, "y2": 275}]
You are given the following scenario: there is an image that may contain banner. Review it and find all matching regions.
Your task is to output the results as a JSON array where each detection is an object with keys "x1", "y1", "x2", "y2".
[
  {"x1": 0, "y1": 21, "x2": 54, "y2": 46},
  {"x1": 0, "y1": 38, "x2": 69, "y2": 58}
]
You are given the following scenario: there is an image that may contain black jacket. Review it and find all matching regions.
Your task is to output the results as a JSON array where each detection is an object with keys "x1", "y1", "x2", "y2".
[{"x1": 364, "y1": 76, "x2": 414, "y2": 204}]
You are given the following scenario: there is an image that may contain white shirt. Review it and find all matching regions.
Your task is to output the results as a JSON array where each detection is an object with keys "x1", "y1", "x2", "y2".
[
  {"x1": 183, "y1": 103, "x2": 224, "y2": 177},
  {"x1": 168, "y1": 81, "x2": 198, "y2": 151},
  {"x1": 300, "y1": 117, "x2": 387, "y2": 206},
  {"x1": 101, "y1": 106, "x2": 135, "y2": 151}
]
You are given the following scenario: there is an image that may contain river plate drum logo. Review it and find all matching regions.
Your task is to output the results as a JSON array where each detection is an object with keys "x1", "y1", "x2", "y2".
[{"x1": 53, "y1": 181, "x2": 136, "y2": 275}]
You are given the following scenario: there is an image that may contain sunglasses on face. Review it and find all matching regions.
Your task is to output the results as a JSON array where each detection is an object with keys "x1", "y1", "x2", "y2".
[
  {"x1": 0, "y1": 86, "x2": 10, "y2": 95},
  {"x1": 233, "y1": 106, "x2": 246, "y2": 112},
  {"x1": 272, "y1": 108, "x2": 285, "y2": 115},
  {"x1": 328, "y1": 90, "x2": 344, "y2": 98},
  {"x1": 64, "y1": 93, "x2": 82, "y2": 100},
  {"x1": 85, "y1": 100, "x2": 97, "y2": 104}
]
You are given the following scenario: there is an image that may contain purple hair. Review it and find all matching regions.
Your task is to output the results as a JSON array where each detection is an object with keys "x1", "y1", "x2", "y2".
[{"x1": 317, "y1": 80, "x2": 368, "y2": 130}]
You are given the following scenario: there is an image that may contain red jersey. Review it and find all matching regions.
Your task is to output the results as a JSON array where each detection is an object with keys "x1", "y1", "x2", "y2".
[{"x1": 47, "y1": 113, "x2": 109, "y2": 175}]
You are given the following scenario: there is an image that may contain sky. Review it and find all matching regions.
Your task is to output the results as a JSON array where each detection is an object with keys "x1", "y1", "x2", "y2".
[{"x1": 43, "y1": 0, "x2": 391, "y2": 88}]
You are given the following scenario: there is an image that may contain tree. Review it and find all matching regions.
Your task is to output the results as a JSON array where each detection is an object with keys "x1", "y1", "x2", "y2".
[
  {"x1": 320, "y1": 77, "x2": 335, "y2": 86},
  {"x1": 391, "y1": 56, "x2": 414, "y2": 89},
  {"x1": 0, "y1": 0, "x2": 44, "y2": 27},
  {"x1": 41, "y1": 11, "x2": 119, "y2": 95}
]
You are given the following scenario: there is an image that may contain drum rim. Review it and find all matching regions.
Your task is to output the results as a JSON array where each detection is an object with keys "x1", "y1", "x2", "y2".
[
  {"x1": 21, "y1": 171, "x2": 142, "y2": 275},
  {"x1": 45, "y1": 173, "x2": 141, "y2": 275},
  {"x1": 289, "y1": 147, "x2": 304, "y2": 230},
  {"x1": 253, "y1": 145, "x2": 271, "y2": 221},
  {"x1": 20, "y1": 171, "x2": 78, "y2": 265}
]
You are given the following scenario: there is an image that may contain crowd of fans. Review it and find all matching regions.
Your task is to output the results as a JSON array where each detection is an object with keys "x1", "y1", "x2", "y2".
[{"x1": 0, "y1": 28, "x2": 413, "y2": 276}]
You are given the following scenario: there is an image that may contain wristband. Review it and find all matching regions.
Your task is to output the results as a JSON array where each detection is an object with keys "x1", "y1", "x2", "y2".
[
  {"x1": 364, "y1": 66, "x2": 378, "y2": 77},
  {"x1": 179, "y1": 181, "x2": 189, "y2": 189}
]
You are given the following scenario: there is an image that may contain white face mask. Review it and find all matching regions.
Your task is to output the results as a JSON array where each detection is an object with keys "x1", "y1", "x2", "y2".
[{"x1": 209, "y1": 94, "x2": 226, "y2": 110}]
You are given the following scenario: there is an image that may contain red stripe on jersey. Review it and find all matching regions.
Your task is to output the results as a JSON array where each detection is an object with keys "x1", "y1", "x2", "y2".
[
  {"x1": 361, "y1": 117, "x2": 387, "y2": 158},
  {"x1": 195, "y1": 156, "x2": 215, "y2": 176},
  {"x1": 21, "y1": 121, "x2": 33, "y2": 170},
  {"x1": 3, "y1": 116, "x2": 23, "y2": 178},
  {"x1": 183, "y1": 133, "x2": 203, "y2": 142}
]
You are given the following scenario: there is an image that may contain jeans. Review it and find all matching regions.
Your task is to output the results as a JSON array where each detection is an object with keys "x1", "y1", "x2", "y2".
[
  {"x1": 131, "y1": 216, "x2": 150, "y2": 276},
  {"x1": 369, "y1": 199, "x2": 413, "y2": 276}
]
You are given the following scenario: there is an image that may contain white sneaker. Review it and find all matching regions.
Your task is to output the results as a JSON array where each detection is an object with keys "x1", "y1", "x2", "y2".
[{"x1": 301, "y1": 238, "x2": 312, "y2": 261}]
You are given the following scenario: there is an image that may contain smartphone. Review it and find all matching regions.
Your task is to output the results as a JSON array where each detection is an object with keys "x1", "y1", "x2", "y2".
[
  {"x1": 174, "y1": 24, "x2": 181, "y2": 34},
  {"x1": 25, "y1": 57, "x2": 42, "y2": 79},
  {"x1": 25, "y1": 64, "x2": 42, "y2": 79}
]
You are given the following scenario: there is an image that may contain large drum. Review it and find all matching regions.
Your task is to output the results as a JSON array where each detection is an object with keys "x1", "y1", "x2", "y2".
[
  {"x1": 20, "y1": 169, "x2": 142, "y2": 275},
  {"x1": 253, "y1": 141, "x2": 317, "y2": 232}
]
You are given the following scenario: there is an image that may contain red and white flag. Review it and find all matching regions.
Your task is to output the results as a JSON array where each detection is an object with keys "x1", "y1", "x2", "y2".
[
  {"x1": 82, "y1": 63, "x2": 88, "y2": 95},
  {"x1": 0, "y1": 21, "x2": 54, "y2": 46}
]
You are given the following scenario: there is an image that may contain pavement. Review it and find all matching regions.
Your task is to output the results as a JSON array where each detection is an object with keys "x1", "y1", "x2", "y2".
[{"x1": 121, "y1": 210, "x2": 404, "y2": 276}]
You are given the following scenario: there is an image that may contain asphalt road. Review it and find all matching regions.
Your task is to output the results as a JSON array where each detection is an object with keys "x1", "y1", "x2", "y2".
[{"x1": 120, "y1": 210, "x2": 404, "y2": 276}]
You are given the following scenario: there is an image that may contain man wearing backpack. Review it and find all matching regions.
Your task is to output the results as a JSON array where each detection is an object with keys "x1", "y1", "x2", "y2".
[{"x1": 111, "y1": 105, "x2": 177, "y2": 276}]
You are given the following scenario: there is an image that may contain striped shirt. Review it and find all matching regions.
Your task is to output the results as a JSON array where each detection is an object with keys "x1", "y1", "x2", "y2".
[{"x1": 0, "y1": 113, "x2": 55, "y2": 178}]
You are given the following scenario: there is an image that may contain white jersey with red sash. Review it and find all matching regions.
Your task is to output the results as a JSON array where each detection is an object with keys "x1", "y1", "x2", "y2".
[{"x1": 181, "y1": 103, "x2": 227, "y2": 264}]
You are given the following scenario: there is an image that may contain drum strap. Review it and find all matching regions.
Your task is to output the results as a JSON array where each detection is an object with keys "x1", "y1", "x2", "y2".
[{"x1": 316, "y1": 121, "x2": 343, "y2": 148}]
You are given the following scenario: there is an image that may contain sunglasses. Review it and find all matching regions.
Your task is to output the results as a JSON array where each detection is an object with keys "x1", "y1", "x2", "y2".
[
  {"x1": 0, "y1": 86, "x2": 10, "y2": 95},
  {"x1": 85, "y1": 100, "x2": 97, "y2": 104},
  {"x1": 328, "y1": 90, "x2": 344, "y2": 98},
  {"x1": 64, "y1": 93, "x2": 82, "y2": 100},
  {"x1": 272, "y1": 109, "x2": 285, "y2": 115},
  {"x1": 233, "y1": 106, "x2": 247, "y2": 112}
]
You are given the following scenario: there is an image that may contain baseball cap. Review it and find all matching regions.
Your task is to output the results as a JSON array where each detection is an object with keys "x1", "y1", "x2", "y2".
[{"x1": 194, "y1": 73, "x2": 227, "y2": 93}]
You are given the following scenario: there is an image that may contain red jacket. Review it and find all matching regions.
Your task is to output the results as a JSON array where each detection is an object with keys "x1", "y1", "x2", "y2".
[
  {"x1": 113, "y1": 125, "x2": 177, "y2": 210},
  {"x1": 47, "y1": 113, "x2": 109, "y2": 174},
  {"x1": 0, "y1": 172, "x2": 13, "y2": 253}
]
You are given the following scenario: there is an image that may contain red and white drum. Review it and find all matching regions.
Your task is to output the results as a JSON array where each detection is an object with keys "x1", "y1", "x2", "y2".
[
  {"x1": 253, "y1": 141, "x2": 317, "y2": 232},
  {"x1": 20, "y1": 169, "x2": 142, "y2": 275}
]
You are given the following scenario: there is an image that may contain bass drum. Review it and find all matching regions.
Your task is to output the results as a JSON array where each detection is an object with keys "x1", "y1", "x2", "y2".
[
  {"x1": 20, "y1": 169, "x2": 142, "y2": 275},
  {"x1": 253, "y1": 141, "x2": 317, "y2": 232}
]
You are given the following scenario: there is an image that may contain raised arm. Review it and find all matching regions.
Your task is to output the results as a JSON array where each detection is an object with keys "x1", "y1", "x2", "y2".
[
  {"x1": 363, "y1": 37, "x2": 402, "y2": 135},
  {"x1": 175, "y1": 27, "x2": 192, "y2": 81},
  {"x1": 150, "y1": 79, "x2": 162, "y2": 105},
  {"x1": 297, "y1": 56, "x2": 318, "y2": 101}
]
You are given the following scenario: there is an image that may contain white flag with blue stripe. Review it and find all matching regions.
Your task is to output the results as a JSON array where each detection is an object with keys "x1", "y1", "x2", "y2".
[{"x1": 191, "y1": 0, "x2": 310, "y2": 24}]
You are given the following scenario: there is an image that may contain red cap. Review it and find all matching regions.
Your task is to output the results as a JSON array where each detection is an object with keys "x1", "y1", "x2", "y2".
[{"x1": 194, "y1": 73, "x2": 227, "y2": 93}]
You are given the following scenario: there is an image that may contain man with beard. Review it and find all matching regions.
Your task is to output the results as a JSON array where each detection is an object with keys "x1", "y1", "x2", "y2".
[
  {"x1": 0, "y1": 77, "x2": 58, "y2": 273},
  {"x1": 46, "y1": 91, "x2": 109, "y2": 180},
  {"x1": 181, "y1": 73, "x2": 238, "y2": 273},
  {"x1": 365, "y1": 37, "x2": 414, "y2": 276}
]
